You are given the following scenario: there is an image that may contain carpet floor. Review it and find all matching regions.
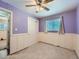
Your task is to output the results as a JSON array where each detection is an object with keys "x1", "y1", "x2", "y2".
[{"x1": 6, "y1": 42, "x2": 78, "y2": 59}]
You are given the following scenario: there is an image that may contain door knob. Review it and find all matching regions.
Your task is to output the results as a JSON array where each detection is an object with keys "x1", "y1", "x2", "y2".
[{"x1": 0, "y1": 38, "x2": 4, "y2": 41}]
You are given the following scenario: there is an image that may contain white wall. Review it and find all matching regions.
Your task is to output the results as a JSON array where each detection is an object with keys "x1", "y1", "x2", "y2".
[
  {"x1": 38, "y1": 32, "x2": 75, "y2": 50},
  {"x1": 10, "y1": 33, "x2": 38, "y2": 54},
  {"x1": 10, "y1": 16, "x2": 39, "y2": 54}
]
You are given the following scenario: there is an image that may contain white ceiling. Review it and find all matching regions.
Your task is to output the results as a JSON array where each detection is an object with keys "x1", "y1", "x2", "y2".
[{"x1": 2, "y1": 0, "x2": 79, "y2": 18}]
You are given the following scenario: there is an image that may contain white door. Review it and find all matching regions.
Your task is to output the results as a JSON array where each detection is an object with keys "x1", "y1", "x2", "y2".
[
  {"x1": 28, "y1": 16, "x2": 39, "y2": 42},
  {"x1": 0, "y1": 10, "x2": 10, "y2": 49},
  {"x1": 0, "y1": 9, "x2": 10, "y2": 58},
  {"x1": 28, "y1": 17, "x2": 39, "y2": 34}
]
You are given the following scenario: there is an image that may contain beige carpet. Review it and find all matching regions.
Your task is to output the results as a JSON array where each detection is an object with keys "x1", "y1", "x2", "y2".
[{"x1": 6, "y1": 42, "x2": 78, "y2": 59}]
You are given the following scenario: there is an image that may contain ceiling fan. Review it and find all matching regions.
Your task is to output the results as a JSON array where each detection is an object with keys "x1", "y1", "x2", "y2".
[{"x1": 25, "y1": 0, "x2": 54, "y2": 13}]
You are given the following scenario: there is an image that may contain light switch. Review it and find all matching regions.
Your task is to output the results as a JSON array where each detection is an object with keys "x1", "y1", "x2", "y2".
[{"x1": 15, "y1": 28, "x2": 18, "y2": 31}]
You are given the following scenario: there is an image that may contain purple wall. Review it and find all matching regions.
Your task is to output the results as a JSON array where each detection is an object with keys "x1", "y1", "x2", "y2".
[
  {"x1": 0, "y1": 0, "x2": 28, "y2": 34},
  {"x1": 0, "y1": 0, "x2": 78, "y2": 34},
  {"x1": 77, "y1": 6, "x2": 79, "y2": 34},
  {"x1": 39, "y1": 9, "x2": 77, "y2": 33}
]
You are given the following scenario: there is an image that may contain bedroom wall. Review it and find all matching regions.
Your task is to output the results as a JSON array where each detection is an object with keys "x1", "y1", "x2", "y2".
[
  {"x1": 0, "y1": 0, "x2": 38, "y2": 54},
  {"x1": 38, "y1": 9, "x2": 77, "y2": 50},
  {"x1": 39, "y1": 9, "x2": 77, "y2": 33}
]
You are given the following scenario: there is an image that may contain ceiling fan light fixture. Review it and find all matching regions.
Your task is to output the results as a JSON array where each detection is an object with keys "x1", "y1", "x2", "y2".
[{"x1": 25, "y1": 0, "x2": 54, "y2": 13}]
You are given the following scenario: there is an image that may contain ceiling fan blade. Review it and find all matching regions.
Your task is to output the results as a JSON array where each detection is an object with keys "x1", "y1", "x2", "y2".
[
  {"x1": 44, "y1": 0, "x2": 54, "y2": 4},
  {"x1": 25, "y1": 5, "x2": 36, "y2": 7},
  {"x1": 41, "y1": 6, "x2": 49, "y2": 11},
  {"x1": 35, "y1": 0, "x2": 38, "y2": 4},
  {"x1": 38, "y1": 0, "x2": 42, "y2": 3},
  {"x1": 35, "y1": 0, "x2": 42, "y2": 5}
]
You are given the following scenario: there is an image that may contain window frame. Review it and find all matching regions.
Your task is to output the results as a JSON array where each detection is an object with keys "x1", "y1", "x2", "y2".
[{"x1": 45, "y1": 16, "x2": 65, "y2": 34}]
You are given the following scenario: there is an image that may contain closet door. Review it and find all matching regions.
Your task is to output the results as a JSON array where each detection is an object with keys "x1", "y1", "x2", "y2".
[
  {"x1": 28, "y1": 17, "x2": 39, "y2": 34},
  {"x1": 27, "y1": 16, "x2": 39, "y2": 43},
  {"x1": 0, "y1": 9, "x2": 11, "y2": 58},
  {"x1": 0, "y1": 10, "x2": 10, "y2": 49}
]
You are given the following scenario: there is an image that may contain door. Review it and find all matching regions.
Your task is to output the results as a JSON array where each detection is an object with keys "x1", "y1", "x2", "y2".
[
  {"x1": 28, "y1": 17, "x2": 39, "y2": 34},
  {"x1": 28, "y1": 16, "x2": 39, "y2": 42},
  {"x1": 0, "y1": 8, "x2": 11, "y2": 55}
]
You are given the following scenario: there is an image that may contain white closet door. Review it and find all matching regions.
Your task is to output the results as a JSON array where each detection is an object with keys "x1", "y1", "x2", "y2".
[
  {"x1": 0, "y1": 10, "x2": 9, "y2": 49},
  {"x1": 28, "y1": 17, "x2": 39, "y2": 34},
  {"x1": 28, "y1": 16, "x2": 39, "y2": 43}
]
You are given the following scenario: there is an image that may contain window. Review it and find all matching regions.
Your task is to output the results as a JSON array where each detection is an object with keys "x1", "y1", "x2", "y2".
[{"x1": 46, "y1": 17, "x2": 64, "y2": 33}]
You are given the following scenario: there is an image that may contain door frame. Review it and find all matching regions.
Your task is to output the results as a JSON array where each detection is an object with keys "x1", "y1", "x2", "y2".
[{"x1": 0, "y1": 7, "x2": 13, "y2": 55}]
